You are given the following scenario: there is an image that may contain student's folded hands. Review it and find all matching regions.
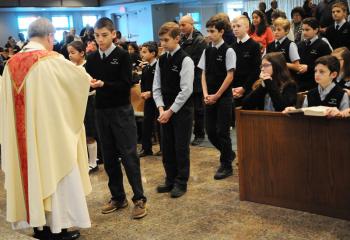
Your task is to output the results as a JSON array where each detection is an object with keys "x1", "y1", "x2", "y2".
[
  {"x1": 141, "y1": 91, "x2": 152, "y2": 100},
  {"x1": 204, "y1": 94, "x2": 218, "y2": 105},
  {"x1": 297, "y1": 64, "x2": 308, "y2": 74},
  {"x1": 232, "y1": 87, "x2": 245, "y2": 99},
  {"x1": 158, "y1": 109, "x2": 173, "y2": 124}
]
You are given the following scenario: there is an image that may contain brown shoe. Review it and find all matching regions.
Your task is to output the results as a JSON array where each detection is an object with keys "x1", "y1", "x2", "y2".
[
  {"x1": 101, "y1": 199, "x2": 128, "y2": 214},
  {"x1": 132, "y1": 200, "x2": 147, "y2": 219}
]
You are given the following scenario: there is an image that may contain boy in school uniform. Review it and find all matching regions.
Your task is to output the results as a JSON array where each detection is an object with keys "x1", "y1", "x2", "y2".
[
  {"x1": 284, "y1": 55, "x2": 349, "y2": 113},
  {"x1": 138, "y1": 41, "x2": 160, "y2": 157},
  {"x1": 198, "y1": 17, "x2": 236, "y2": 180},
  {"x1": 153, "y1": 22, "x2": 194, "y2": 198},
  {"x1": 324, "y1": 2, "x2": 350, "y2": 51},
  {"x1": 266, "y1": 17, "x2": 301, "y2": 74},
  {"x1": 231, "y1": 15, "x2": 261, "y2": 106},
  {"x1": 296, "y1": 17, "x2": 332, "y2": 92},
  {"x1": 85, "y1": 17, "x2": 147, "y2": 219}
]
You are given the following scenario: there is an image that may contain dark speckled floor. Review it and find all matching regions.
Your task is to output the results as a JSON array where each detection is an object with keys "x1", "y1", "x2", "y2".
[{"x1": 1, "y1": 133, "x2": 350, "y2": 240}]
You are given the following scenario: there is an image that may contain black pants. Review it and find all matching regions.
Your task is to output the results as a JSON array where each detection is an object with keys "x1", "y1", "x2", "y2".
[
  {"x1": 193, "y1": 92, "x2": 205, "y2": 138},
  {"x1": 142, "y1": 98, "x2": 161, "y2": 152},
  {"x1": 97, "y1": 104, "x2": 146, "y2": 202},
  {"x1": 161, "y1": 104, "x2": 193, "y2": 188},
  {"x1": 205, "y1": 97, "x2": 234, "y2": 169}
]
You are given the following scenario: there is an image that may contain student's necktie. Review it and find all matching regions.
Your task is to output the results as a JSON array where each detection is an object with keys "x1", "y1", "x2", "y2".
[
  {"x1": 238, "y1": 41, "x2": 242, "y2": 45},
  {"x1": 276, "y1": 41, "x2": 281, "y2": 49},
  {"x1": 336, "y1": 24, "x2": 340, "y2": 31},
  {"x1": 167, "y1": 53, "x2": 172, "y2": 63},
  {"x1": 306, "y1": 40, "x2": 311, "y2": 47},
  {"x1": 102, "y1": 52, "x2": 106, "y2": 60}
]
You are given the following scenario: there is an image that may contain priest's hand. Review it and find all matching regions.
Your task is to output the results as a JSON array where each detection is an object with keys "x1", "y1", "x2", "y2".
[
  {"x1": 90, "y1": 79, "x2": 104, "y2": 88},
  {"x1": 158, "y1": 109, "x2": 173, "y2": 124}
]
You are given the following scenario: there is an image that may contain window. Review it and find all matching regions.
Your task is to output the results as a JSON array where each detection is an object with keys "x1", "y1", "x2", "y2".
[
  {"x1": 17, "y1": 16, "x2": 39, "y2": 40},
  {"x1": 51, "y1": 15, "x2": 73, "y2": 42},
  {"x1": 227, "y1": 2, "x2": 243, "y2": 21},
  {"x1": 82, "y1": 15, "x2": 98, "y2": 28},
  {"x1": 187, "y1": 12, "x2": 202, "y2": 31}
]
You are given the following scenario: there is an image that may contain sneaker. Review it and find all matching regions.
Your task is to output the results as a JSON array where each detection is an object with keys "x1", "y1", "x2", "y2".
[
  {"x1": 132, "y1": 200, "x2": 147, "y2": 219},
  {"x1": 214, "y1": 166, "x2": 233, "y2": 180},
  {"x1": 191, "y1": 137, "x2": 204, "y2": 146},
  {"x1": 156, "y1": 183, "x2": 173, "y2": 193},
  {"x1": 170, "y1": 185, "x2": 187, "y2": 198},
  {"x1": 101, "y1": 199, "x2": 128, "y2": 214},
  {"x1": 138, "y1": 149, "x2": 153, "y2": 158}
]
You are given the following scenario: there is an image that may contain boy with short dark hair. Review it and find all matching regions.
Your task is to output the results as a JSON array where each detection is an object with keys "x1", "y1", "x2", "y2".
[
  {"x1": 284, "y1": 55, "x2": 349, "y2": 112},
  {"x1": 85, "y1": 17, "x2": 147, "y2": 219},
  {"x1": 138, "y1": 41, "x2": 160, "y2": 157},
  {"x1": 324, "y1": 2, "x2": 350, "y2": 50},
  {"x1": 198, "y1": 17, "x2": 236, "y2": 180},
  {"x1": 153, "y1": 22, "x2": 194, "y2": 198},
  {"x1": 296, "y1": 17, "x2": 332, "y2": 91}
]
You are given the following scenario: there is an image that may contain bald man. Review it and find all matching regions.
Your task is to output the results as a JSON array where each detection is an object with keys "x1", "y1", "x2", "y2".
[{"x1": 179, "y1": 15, "x2": 207, "y2": 146}]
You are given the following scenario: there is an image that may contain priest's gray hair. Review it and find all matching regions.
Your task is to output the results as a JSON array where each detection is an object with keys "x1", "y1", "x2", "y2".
[{"x1": 28, "y1": 18, "x2": 55, "y2": 39}]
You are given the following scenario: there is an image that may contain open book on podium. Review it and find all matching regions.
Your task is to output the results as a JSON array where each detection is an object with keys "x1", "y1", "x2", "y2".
[{"x1": 287, "y1": 106, "x2": 330, "y2": 116}]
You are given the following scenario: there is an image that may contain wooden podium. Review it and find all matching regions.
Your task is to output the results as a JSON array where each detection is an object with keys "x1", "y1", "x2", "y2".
[{"x1": 236, "y1": 110, "x2": 350, "y2": 220}]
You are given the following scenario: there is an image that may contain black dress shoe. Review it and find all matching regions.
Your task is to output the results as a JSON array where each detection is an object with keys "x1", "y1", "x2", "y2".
[
  {"x1": 138, "y1": 149, "x2": 153, "y2": 158},
  {"x1": 156, "y1": 183, "x2": 173, "y2": 193},
  {"x1": 191, "y1": 137, "x2": 204, "y2": 146},
  {"x1": 33, "y1": 226, "x2": 52, "y2": 239},
  {"x1": 52, "y1": 229, "x2": 80, "y2": 240},
  {"x1": 170, "y1": 185, "x2": 187, "y2": 198},
  {"x1": 89, "y1": 165, "x2": 99, "y2": 174},
  {"x1": 214, "y1": 166, "x2": 233, "y2": 180}
]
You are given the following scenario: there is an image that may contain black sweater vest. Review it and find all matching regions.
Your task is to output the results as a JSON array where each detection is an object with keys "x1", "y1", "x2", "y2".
[
  {"x1": 296, "y1": 38, "x2": 332, "y2": 91},
  {"x1": 140, "y1": 62, "x2": 156, "y2": 92},
  {"x1": 307, "y1": 85, "x2": 344, "y2": 108},
  {"x1": 85, "y1": 47, "x2": 132, "y2": 109},
  {"x1": 159, "y1": 48, "x2": 188, "y2": 106},
  {"x1": 232, "y1": 38, "x2": 261, "y2": 91},
  {"x1": 325, "y1": 22, "x2": 350, "y2": 50},
  {"x1": 205, "y1": 43, "x2": 231, "y2": 97},
  {"x1": 267, "y1": 38, "x2": 292, "y2": 63}
]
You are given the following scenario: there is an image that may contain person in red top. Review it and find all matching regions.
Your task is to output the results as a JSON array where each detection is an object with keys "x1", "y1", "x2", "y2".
[{"x1": 249, "y1": 10, "x2": 275, "y2": 53}]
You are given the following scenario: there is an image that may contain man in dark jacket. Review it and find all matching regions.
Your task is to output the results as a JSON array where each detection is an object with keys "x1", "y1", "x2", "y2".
[
  {"x1": 179, "y1": 15, "x2": 207, "y2": 146},
  {"x1": 265, "y1": 0, "x2": 278, "y2": 25}
]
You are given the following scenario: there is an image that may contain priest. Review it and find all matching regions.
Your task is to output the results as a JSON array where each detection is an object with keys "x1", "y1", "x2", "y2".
[{"x1": 1, "y1": 18, "x2": 92, "y2": 240}]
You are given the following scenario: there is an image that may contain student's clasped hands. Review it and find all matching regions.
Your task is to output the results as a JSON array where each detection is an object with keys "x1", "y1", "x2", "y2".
[
  {"x1": 158, "y1": 107, "x2": 173, "y2": 124},
  {"x1": 204, "y1": 94, "x2": 219, "y2": 105}
]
